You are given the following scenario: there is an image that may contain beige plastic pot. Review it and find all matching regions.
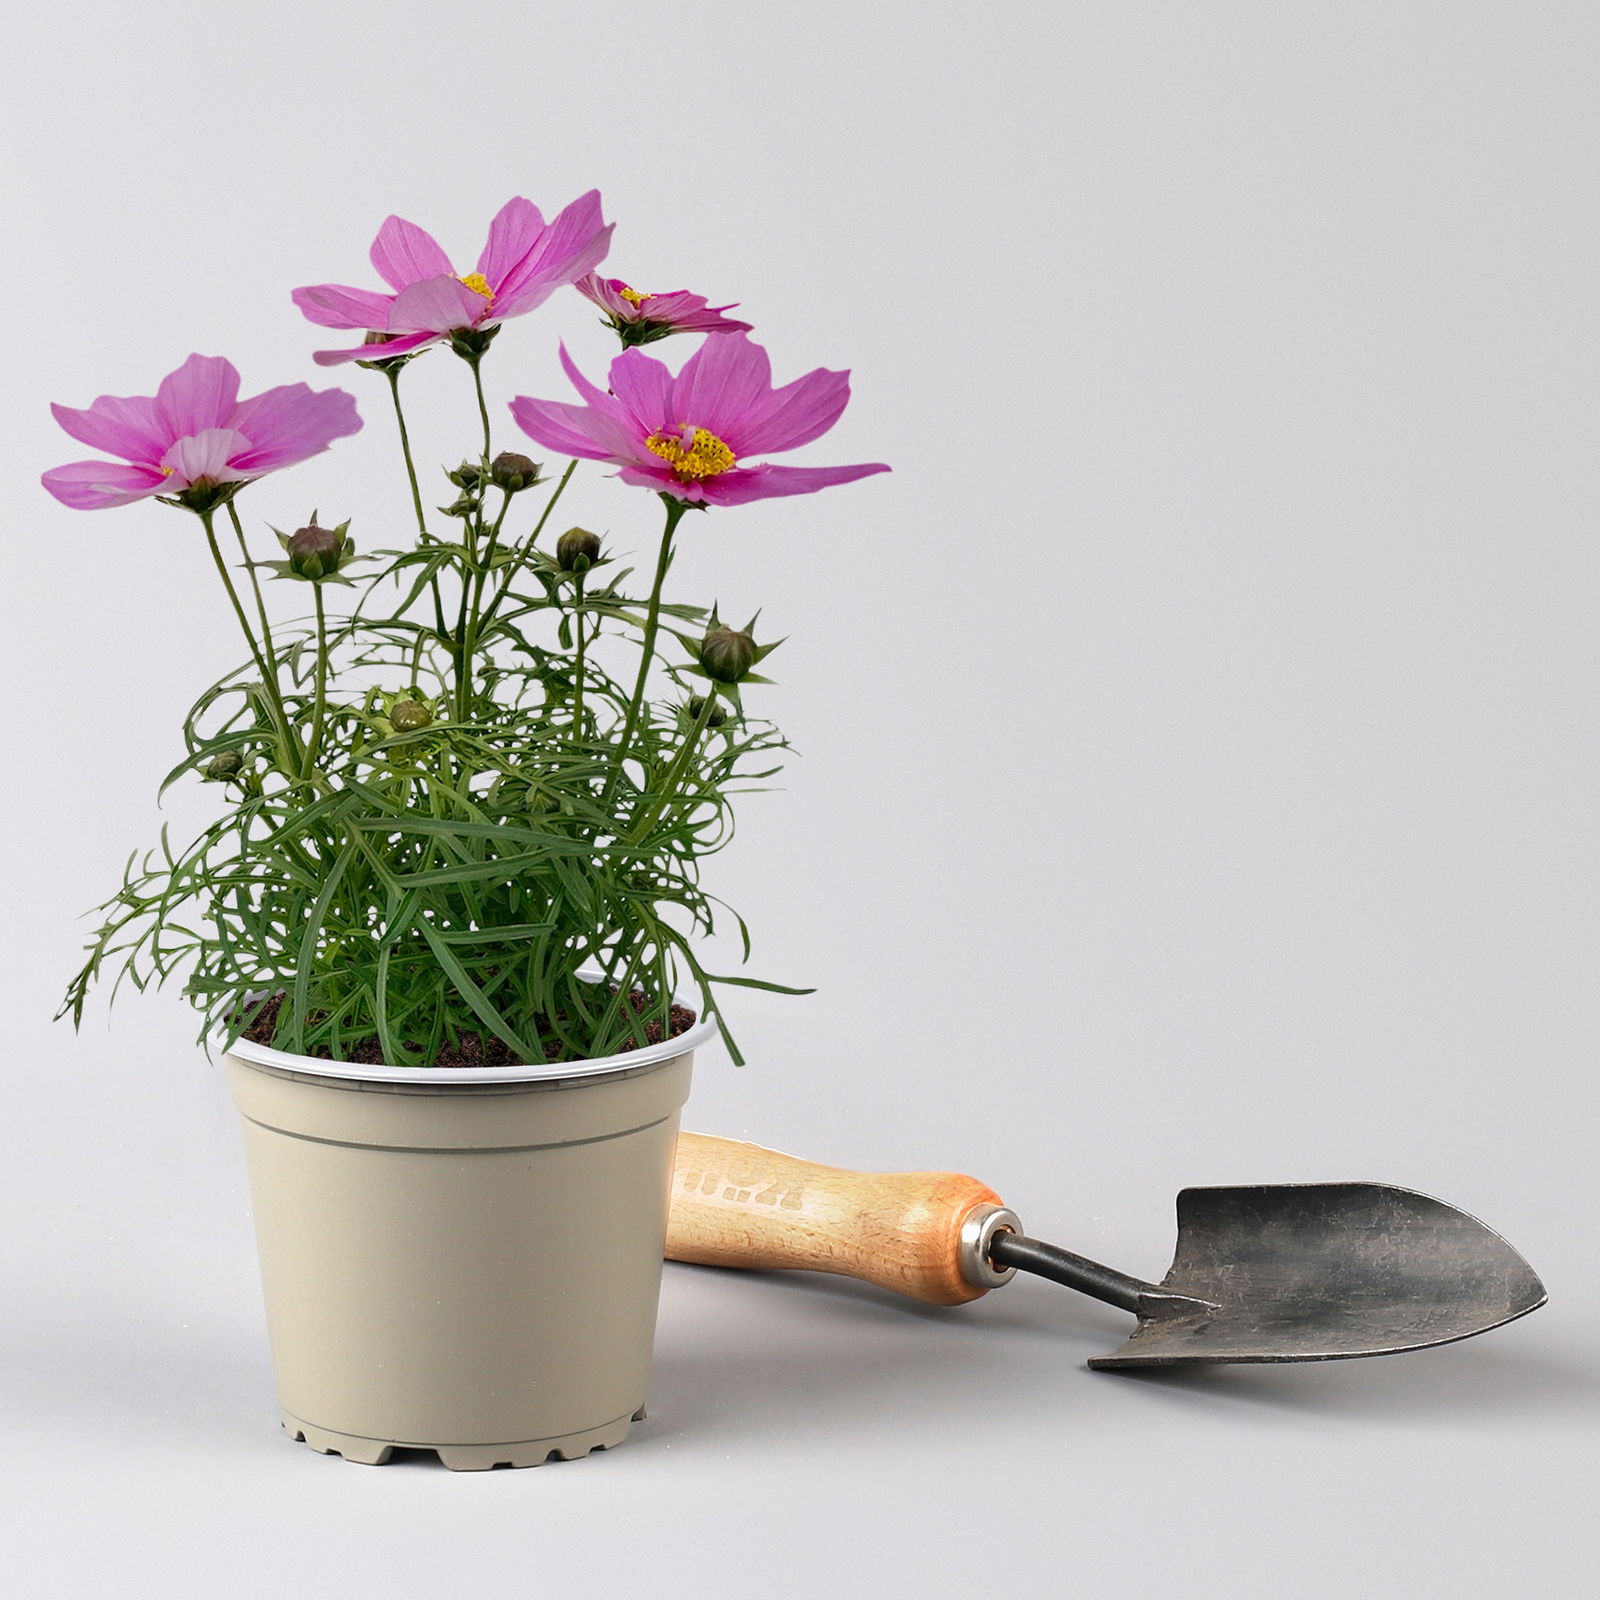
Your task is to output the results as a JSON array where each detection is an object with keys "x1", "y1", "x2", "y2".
[{"x1": 224, "y1": 1006, "x2": 713, "y2": 1471}]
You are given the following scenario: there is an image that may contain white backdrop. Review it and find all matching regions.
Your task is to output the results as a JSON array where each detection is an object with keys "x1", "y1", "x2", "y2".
[{"x1": 3, "y1": 2, "x2": 1596, "y2": 1595}]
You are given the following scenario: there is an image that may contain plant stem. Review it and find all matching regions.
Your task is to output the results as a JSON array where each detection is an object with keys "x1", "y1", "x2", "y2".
[
  {"x1": 469, "y1": 356, "x2": 492, "y2": 465},
  {"x1": 224, "y1": 501, "x2": 284, "y2": 687},
  {"x1": 453, "y1": 555, "x2": 474, "y2": 721},
  {"x1": 478, "y1": 459, "x2": 578, "y2": 633},
  {"x1": 610, "y1": 496, "x2": 688, "y2": 797},
  {"x1": 571, "y1": 571, "x2": 588, "y2": 737},
  {"x1": 306, "y1": 583, "x2": 329, "y2": 780},
  {"x1": 629, "y1": 689, "x2": 718, "y2": 841},
  {"x1": 386, "y1": 363, "x2": 430, "y2": 541},
  {"x1": 452, "y1": 483, "x2": 520, "y2": 725},
  {"x1": 385, "y1": 363, "x2": 451, "y2": 641},
  {"x1": 199, "y1": 509, "x2": 294, "y2": 775}
]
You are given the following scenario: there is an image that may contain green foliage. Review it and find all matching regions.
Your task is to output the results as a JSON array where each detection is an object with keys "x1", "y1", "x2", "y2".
[{"x1": 62, "y1": 392, "x2": 801, "y2": 1067}]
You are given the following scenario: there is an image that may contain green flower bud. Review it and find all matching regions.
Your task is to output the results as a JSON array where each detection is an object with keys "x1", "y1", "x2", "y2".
[
  {"x1": 439, "y1": 492, "x2": 479, "y2": 519},
  {"x1": 686, "y1": 694, "x2": 729, "y2": 729},
  {"x1": 489, "y1": 452, "x2": 541, "y2": 493},
  {"x1": 446, "y1": 460, "x2": 483, "y2": 490},
  {"x1": 201, "y1": 750, "x2": 244, "y2": 781},
  {"x1": 285, "y1": 522, "x2": 348, "y2": 580},
  {"x1": 699, "y1": 623, "x2": 758, "y2": 684},
  {"x1": 556, "y1": 526, "x2": 602, "y2": 572},
  {"x1": 390, "y1": 698, "x2": 434, "y2": 732}
]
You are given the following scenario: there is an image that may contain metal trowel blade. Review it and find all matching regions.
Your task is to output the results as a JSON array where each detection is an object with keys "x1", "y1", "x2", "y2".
[{"x1": 1088, "y1": 1182, "x2": 1547, "y2": 1369}]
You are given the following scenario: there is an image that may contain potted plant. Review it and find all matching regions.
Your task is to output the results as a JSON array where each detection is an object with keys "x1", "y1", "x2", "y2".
[{"x1": 46, "y1": 190, "x2": 888, "y2": 1469}]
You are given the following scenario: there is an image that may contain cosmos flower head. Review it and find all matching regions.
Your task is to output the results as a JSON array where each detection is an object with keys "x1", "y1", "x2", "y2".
[
  {"x1": 43, "y1": 355, "x2": 361, "y2": 511},
  {"x1": 508, "y1": 332, "x2": 888, "y2": 508},
  {"x1": 575, "y1": 274, "x2": 752, "y2": 347},
  {"x1": 293, "y1": 194, "x2": 613, "y2": 366}
]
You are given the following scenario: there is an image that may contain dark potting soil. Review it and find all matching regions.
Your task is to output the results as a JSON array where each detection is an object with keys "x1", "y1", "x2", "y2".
[{"x1": 238, "y1": 989, "x2": 697, "y2": 1069}]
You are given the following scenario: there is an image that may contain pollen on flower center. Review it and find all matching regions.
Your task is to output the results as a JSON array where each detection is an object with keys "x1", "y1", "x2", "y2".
[
  {"x1": 645, "y1": 425, "x2": 737, "y2": 480},
  {"x1": 159, "y1": 465, "x2": 174, "y2": 477},
  {"x1": 618, "y1": 284, "x2": 652, "y2": 308},
  {"x1": 458, "y1": 272, "x2": 494, "y2": 301}
]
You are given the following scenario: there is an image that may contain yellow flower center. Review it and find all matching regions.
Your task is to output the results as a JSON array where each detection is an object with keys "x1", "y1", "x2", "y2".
[
  {"x1": 645, "y1": 426, "x2": 737, "y2": 480},
  {"x1": 618, "y1": 284, "x2": 652, "y2": 308},
  {"x1": 159, "y1": 465, "x2": 174, "y2": 477},
  {"x1": 458, "y1": 272, "x2": 494, "y2": 301}
]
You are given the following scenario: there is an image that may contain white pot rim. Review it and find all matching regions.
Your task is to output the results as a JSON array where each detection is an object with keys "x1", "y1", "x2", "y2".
[{"x1": 220, "y1": 974, "x2": 720, "y2": 1086}]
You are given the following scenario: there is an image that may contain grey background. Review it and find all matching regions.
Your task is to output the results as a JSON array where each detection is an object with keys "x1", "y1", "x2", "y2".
[{"x1": 3, "y1": 1, "x2": 1596, "y2": 1593}]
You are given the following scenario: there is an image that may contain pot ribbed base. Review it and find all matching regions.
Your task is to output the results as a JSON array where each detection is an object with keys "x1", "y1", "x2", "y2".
[{"x1": 281, "y1": 1406, "x2": 646, "y2": 1470}]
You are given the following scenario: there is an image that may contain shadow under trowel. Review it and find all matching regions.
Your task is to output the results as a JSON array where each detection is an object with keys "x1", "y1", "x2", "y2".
[{"x1": 650, "y1": 1261, "x2": 1593, "y2": 1443}]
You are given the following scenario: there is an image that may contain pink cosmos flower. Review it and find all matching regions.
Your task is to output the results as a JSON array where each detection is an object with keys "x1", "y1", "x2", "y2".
[
  {"x1": 42, "y1": 354, "x2": 362, "y2": 511},
  {"x1": 575, "y1": 273, "x2": 752, "y2": 347},
  {"x1": 292, "y1": 194, "x2": 613, "y2": 367},
  {"x1": 507, "y1": 333, "x2": 889, "y2": 507}
]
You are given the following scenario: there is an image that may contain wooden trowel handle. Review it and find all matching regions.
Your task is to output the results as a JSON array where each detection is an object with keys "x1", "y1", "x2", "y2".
[{"x1": 666, "y1": 1131, "x2": 1017, "y2": 1306}]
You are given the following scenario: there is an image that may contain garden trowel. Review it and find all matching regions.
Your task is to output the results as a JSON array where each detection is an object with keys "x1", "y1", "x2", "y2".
[{"x1": 665, "y1": 1133, "x2": 1546, "y2": 1367}]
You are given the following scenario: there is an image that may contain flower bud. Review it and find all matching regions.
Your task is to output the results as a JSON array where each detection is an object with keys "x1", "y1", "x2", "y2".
[
  {"x1": 201, "y1": 750, "x2": 244, "y2": 782},
  {"x1": 286, "y1": 522, "x2": 348, "y2": 580},
  {"x1": 446, "y1": 460, "x2": 483, "y2": 490},
  {"x1": 698, "y1": 623, "x2": 758, "y2": 684},
  {"x1": 556, "y1": 526, "x2": 602, "y2": 572},
  {"x1": 489, "y1": 452, "x2": 541, "y2": 493},
  {"x1": 686, "y1": 694, "x2": 729, "y2": 729},
  {"x1": 390, "y1": 698, "x2": 434, "y2": 732},
  {"x1": 439, "y1": 492, "x2": 479, "y2": 519}
]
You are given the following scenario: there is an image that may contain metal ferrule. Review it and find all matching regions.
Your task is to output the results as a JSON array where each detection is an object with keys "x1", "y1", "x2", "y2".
[{"x1": 958, "y1": 1204, "x2": 1022, "y2": 1290}]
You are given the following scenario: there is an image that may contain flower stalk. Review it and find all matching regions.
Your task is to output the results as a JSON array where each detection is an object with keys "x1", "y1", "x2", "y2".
[{"x1": 611, "y1": 494, "x2": 689, "y2": 794}]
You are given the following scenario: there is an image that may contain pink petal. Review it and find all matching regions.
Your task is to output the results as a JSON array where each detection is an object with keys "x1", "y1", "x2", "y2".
[
  {"x1": 154, "y1": 355, "x2": 241, "y2": 440},
  {"x1": 492, "y1": 190, "x2": 613, "y2": 317},
  {"x1": 699, "y1": 461, "x2": 890, "y2": 506},
  {"x1": 475, "y1": 196, "x2": 545, "y2": 288},
  {"x1": 161, "y1": 428, "x2": 253, "y2": 488},
  {"x1": 508, "y1": 394, "x2": 641, "y2": 463},
  {"x1": 604, "y1": 348, "x2": 674, "y2": 434},
  {"x1": 369, "y1": 215, "x2": 454, "y2": 291},
  {"x1": 668, "y1": 333, "x2": 773, "y2": 439},
  {"x1": 575, "y1": 273, "x2": 630, "y2": 315},
  {"x1": 227, "y1": 384, "x2": 362, "y2": 473},
  {"x1": 629, "y1": 289, "x2": 749, "y2": 331},
  {"x1": 616, "y1": 463, "x2": 703, "y2": 498},
  {"x1": 311, "y1": 330, "x2": 441, "y2": 367},
  {"x1": 385, "y1": 274, "x2": 487, "y2": 335},
  {"x1": 731, "y1": 366, "x2": 851, "y2": 456},
  {"x1": 558, "y1": 343, "x2": 630, "y2": 417},
  {"x1": 291, "y1": 282, "x2": 396, "y2": 330},
  {"x1": 50, "y1": 393, "x2": 167, "y2": 464},
  {"x1": 41, "y1": 459, "x2": 170, "y2": 510}
]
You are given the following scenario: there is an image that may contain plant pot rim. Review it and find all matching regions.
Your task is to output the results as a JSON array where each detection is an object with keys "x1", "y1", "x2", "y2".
[{"x1": 220, "y1": 972, "x2": 719, "y2": 1086}]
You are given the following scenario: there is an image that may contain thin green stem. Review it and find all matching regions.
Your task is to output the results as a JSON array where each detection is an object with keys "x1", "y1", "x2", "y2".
[
  {"x1": 224, "y1": 501, "x2": 284, "y2": 687},
  {"x1": 385, "y1": 363, "x2": 451, "y2": 642},
  {"x1": 478, "y1": 459, "x2": 578, "y2": 633},
  {"x1": 199, "y1": 510, "x2": 294, "y2": 775},
  {"x1": 386, "y1": 364, "x2": 430, "y2": 541},
  {"x1": 453, "y1": 573, "x2": 474, "y2": 721},
  {"x1": 629, "y1": 689, "x2": 718, "y2": 841},
  {"x1": 571, "y1": 572, "x2": 588, "y2": 737},
  {"x1": 456, "y1": 488, "x2": 516, "y2": 722},
  {"x1": 609, "y1": 497, "x2": 688, "y2": 799},
  {"x1": 469, "y1": 357, "x2": 492, "y2": 465},
  {"x1": 306, "y1": 584, "x2": 329, "y2": 780},
  {"x1": 470, "y1": 489, "x2": 513, "y2": 625}
]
